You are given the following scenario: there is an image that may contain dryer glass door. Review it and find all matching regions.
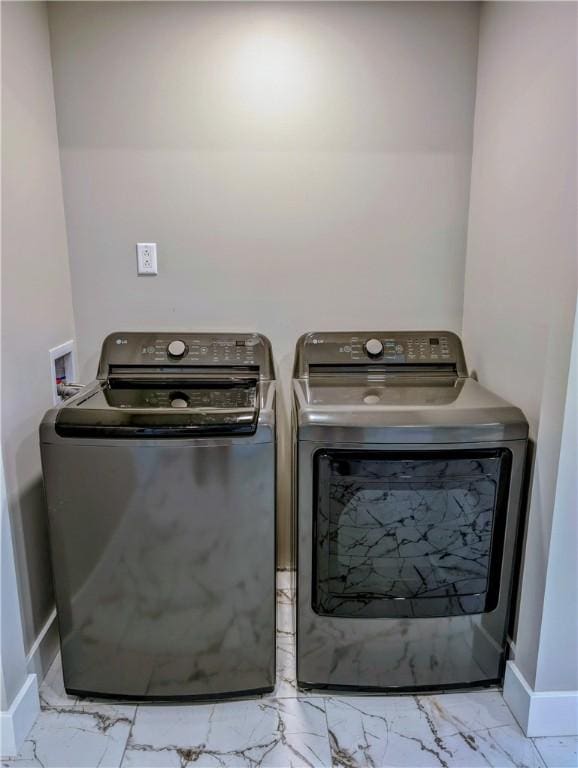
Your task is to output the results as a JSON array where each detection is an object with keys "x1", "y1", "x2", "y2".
[{"x1": 313, "y1": 449, "x2": 512, "y2": 618}]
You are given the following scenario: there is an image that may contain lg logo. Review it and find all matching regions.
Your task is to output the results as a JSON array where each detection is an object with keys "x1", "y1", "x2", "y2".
[{"x1": 115, "y1": 338, "x2": 128, "y2": 345}]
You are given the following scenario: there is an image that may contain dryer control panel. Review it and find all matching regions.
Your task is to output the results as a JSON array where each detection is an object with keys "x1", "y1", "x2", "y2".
[
  {"x1": 293, "y1": 331, "x2": 468, "y2": 378},
  {"x1": 97, "y1": 332, "x2": 273, "y2": 379}
]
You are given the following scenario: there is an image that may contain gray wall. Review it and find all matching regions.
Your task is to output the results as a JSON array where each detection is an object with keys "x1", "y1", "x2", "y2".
[
  {"x1": 1, "y1": 1, "x2": 76, "y2": 656},
  {"x1": 462, "y1": 2, "x2": 577, "y2": 691},
  {"x1": 48, "y1": 1, "x2": 480, "y2": 566}
]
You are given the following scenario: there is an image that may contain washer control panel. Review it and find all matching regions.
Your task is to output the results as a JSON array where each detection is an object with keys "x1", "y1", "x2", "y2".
[
  {"x1": 98, "y1": 332, "x2": 273, "y2": 379},
  {"x1": 295, "y1": 331, "x2": 467, "y2": 378}
]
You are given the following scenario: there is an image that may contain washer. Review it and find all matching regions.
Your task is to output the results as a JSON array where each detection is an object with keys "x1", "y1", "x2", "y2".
[
  {"x1": 40, "y1": 331, "x2": 276, "y2": 700},
  {"x1": 293, "y1": 331, "x2": 528, "y2": 692}
]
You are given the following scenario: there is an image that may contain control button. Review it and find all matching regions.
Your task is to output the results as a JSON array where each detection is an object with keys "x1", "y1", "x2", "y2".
[
  {"x1": 365, "y1": 338, "x2": 383, "y2": 358},
  {"x1": 167, "y1": 339, "x2": 187, "y2": 358},
  {"x1": 395, "y1": 344, "x2": 404, "y2": 354}
]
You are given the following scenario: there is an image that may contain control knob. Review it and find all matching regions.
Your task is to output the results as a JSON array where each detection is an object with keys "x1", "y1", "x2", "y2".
[
  {"x1": 167, "y1": 339, "x2": 187, "y2": 359},
  {"x1": 365, "y1": 338, "x2": 383, "y2": 358}
]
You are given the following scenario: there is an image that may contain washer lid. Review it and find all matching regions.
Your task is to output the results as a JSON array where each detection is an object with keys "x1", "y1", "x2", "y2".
[{"x1": 55, "y1": 379, "x2": 259, "y2": 438}]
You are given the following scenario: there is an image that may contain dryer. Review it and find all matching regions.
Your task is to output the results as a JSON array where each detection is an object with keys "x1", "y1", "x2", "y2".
[
  {"x1": 293, "y1": 331, "x2": 527, "y2": 692},
  {"x1": 41, "y1": 331, "x2": 276, "y2": 700}
]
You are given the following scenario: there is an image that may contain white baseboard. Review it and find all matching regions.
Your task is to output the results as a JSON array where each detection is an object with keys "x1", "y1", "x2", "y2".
[
  {"x1": 504, "y1": 660, "x2": 578, "y2": 737},
  {"x1": 0, "y1": 611, "x2": 58, "y2": 757},
  {"x1": 0, "y1": 674, "x2": 40, "y2": 757}
]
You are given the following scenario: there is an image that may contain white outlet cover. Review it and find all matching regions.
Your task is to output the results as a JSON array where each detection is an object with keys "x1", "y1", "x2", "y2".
[
  {"x1": 136, "y1": 243, "x2": 158, "y2": 275},
  {"x1": 49, "y1": 340, "x2": 77, "y2": 406}
]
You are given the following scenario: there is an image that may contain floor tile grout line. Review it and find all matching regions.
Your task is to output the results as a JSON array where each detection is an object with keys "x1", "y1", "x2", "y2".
[
  {"x1": 531, "y1": 737, "x2": 553, "y2": 768},
  {"x1": 319, "y1": 695, "x2": 335, "y2": 764},
  {"x1": 117, "y1": 704, "x2": 138, "y2": 768}
]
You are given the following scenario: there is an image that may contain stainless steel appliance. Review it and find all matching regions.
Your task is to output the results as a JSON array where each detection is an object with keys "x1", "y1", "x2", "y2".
[
  {"x1": 293, "y1": 331, "x2": 528, "y2": 692},
  {"x1": 40, "y1": 331, "x2": 276, "y2": 700}
]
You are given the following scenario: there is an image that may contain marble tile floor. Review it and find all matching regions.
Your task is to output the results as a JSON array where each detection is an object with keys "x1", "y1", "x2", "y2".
[{"x1": 3, "y1": 572, "x2": 576, "y2": 768}]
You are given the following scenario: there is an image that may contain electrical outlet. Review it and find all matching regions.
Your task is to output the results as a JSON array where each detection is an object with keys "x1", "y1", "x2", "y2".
[{"x1": 137, "y1": 243, "x2": 158, "y2": 275}]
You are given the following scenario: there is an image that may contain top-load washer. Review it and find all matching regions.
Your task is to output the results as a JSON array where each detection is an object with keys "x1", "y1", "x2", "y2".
[
  {"x1": 40, "y1": 331, "x2": 276, "y2": 700},
  {"x1": 293, "y1": 331, "x2": 528, "y2": 692}
]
